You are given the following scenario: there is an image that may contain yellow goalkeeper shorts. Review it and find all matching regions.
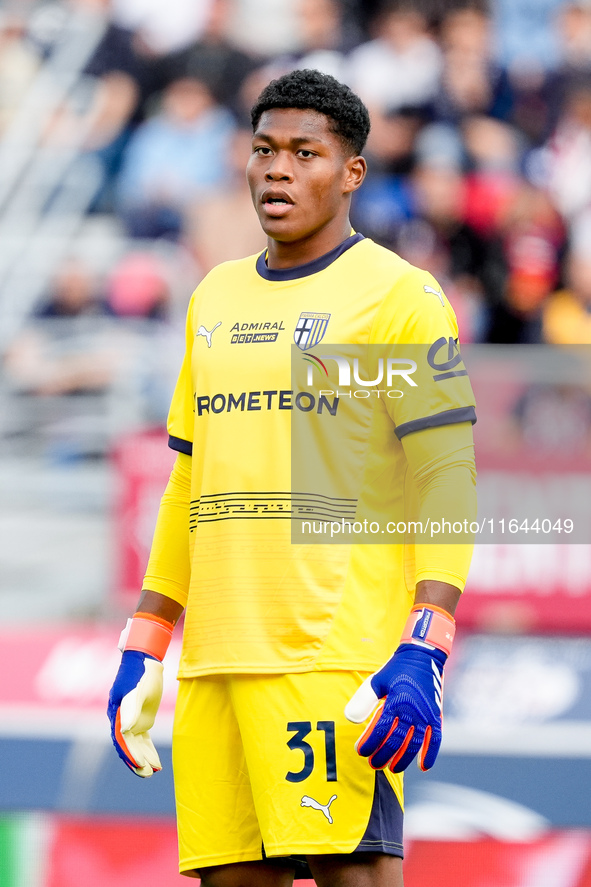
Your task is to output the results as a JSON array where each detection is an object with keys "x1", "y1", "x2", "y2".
[{"x1": 172, "y1": 671, "x2": 404, "y2": 877}]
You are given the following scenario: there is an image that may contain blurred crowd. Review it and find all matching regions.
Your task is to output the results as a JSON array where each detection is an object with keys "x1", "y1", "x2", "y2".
[{"x1": 2, "y1": 0, "x2": 591, "y2": 389}]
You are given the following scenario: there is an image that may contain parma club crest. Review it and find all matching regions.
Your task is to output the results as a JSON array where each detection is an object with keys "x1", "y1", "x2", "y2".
[{"x1": 294, "y1": 312, "x2": 331, "y2": 351}]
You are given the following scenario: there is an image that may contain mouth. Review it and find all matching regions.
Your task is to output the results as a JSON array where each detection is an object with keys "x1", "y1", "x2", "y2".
[{"x1": 261, "y1": 191, "x2": 294, "y2": 218}]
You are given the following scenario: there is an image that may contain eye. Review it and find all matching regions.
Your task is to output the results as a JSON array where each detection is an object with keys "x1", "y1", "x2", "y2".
[
  {"x1": 254, "y1": 145, "x2": 272, "y2": 155},
  {"x1": 298, "y1": 149, "x2": 315, "y2": 159}
]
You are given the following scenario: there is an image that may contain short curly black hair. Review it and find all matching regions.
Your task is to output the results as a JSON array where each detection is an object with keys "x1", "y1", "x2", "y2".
[{"x1": 251, "y1": 69, "x2": 371, "y2": 156}]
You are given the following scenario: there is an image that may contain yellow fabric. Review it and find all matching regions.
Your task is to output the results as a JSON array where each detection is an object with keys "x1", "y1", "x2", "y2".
[
  {"x1": 143, "y1": 452, "x2": 191, "y2": 608},
  {"x1": 402, "y1": 423, "x2": 477, "y2": 591},
  {"x1": 145, "y1": 237, "x2": 476, "y2": 677},
  {"x1": 173, "y1": 671, "x2": 403, "y2": 874}
]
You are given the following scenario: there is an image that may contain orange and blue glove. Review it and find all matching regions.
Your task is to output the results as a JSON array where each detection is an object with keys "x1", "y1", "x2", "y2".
[
  {"x1": 107, "y1": 612, "x2": 174, "y2": 777},
  {"x1": 345, "y1": 605, "x2": 455, "y2": 773}
]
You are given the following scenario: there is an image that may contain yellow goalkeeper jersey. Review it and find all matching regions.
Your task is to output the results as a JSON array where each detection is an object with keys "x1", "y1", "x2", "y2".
[{"x1": 158, "y1": 234, "x2": 476, "y2": 677}]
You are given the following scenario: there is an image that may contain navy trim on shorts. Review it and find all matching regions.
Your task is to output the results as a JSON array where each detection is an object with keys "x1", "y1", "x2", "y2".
[
  {"x1": 354, "y1": 771, "x2": 404, "y2": 857},
  {"x1": 256, "y1": 233, "x2": 364, "y2": 281},
  {"x1": 279, "y1": 771, "x2": 404, "y2": 880}
]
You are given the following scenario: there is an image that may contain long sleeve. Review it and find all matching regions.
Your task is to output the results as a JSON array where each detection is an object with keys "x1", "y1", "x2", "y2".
[
  {"x1": 402, "y1": 421, "x2": 477, "y2": 592},
  {"x1": 142, "y1": 451, "x2": 192, "y2": 608}
]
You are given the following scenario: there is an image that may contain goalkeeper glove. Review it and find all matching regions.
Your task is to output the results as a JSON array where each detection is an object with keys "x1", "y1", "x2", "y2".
[
  {"x1": 344, "y1": 604, "x2": 455, "y2": 773},
  {"x1": 107, "y1": 612, "x2": 174, "y2": 777}
]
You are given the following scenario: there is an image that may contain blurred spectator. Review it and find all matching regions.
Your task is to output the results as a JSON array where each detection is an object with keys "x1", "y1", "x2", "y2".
[
  {"x1": 47, "y1": 2, "x2": 240, "y2": 212},
  {"x1": 544, "y1": 78, "x2": 591, "y2": 220},
  {"x1": 3, "y1": 257, "x2": 112, "y2": 396},
  {"x1": 545, "y1": 1, "x2": 591, "y2": 134},
  {"x1": 35, "y1": 258, "x2": 108, "y2": 318},
  {"x1": 6, "y1": 0, "x2": 591, "y2": 359},
  {"x1": 0, "y1": 10, "x2": 40, "y2": 135},
  {"x1": 508, "y1": 69, "x2": 555, "y2": 147},
  {"x1": 463, "y1": 114, "x2": 524, "y2": 175},
  {"x1": 30, "y1": 7, "x2": 143, "y2": 211},
  {"x1": 351, "y1": 106, "x2": 425, "y2": 247},
  {"x1": 487, "y1": 183, "x2": 564, "y2": 343},
  {"x1": 4, "y1": 327, "x2": 118, "y2": 396},
  {"x1": 165, "y1": 0, "x2": 259, "y2": 117},
  {"x1": 297, "y1": 0, "x2": 360, "y2": 56},
  {"x1": 434, "y1": 6, "x2": 514, "y2": 124},
  {"x1": 74, "y1": 21, "x2": 143, "y2": 210},
  {"x1": 3, "y1": 247, "x2": 177, "y2": 403},
  {"x1": 461, "y1": 115, "x2": 523, "y2": 238},
  {"x1": 345, "y1": 0, "x2": 444, "y2": 258},
  {"x1": 106, "y1": 252, "x2": 171, "y2": 319},
  {"x1": 348, "y1": 0, "x2": 386, "y2": 38},
  {"x1": 559, "y1": 0, "x2": 591, "y2": 69},
  {"x1": 346, "y1": 0, "x2": 442, "y2": 114},
  {"x1": 276, "y1": 0, "x2": 361, "y2": 82},
  {"x1": 225, "y1": 0, "x2": 301, "y2": 58},
  {"x1": 543, "y1": 210, "x2": 591, "y2": 343},
  {"x1": 110, "y1": 0, "x2": 216, "y2": 56},
  {"x1": 84, "y1": 27, "x2": 142, "y2": 136},
  {"x1": 488, "y1": 0, "x2": 567, "y2": 146},
  {"x1": 185, "y1": 127, "x2": 265, "y2": 274},
  {"x1": 492, "y1": 0, "x2": 564, "y2": 74},
  {"x1": 115, "y1": 75, "x2": 236, "y2": 239},
  {"x1": 503, "y1": 187, "x2": 563, "y2": 312},
  {"x1": 394, "y1": 125, "x2": 503, "y2": 342}
]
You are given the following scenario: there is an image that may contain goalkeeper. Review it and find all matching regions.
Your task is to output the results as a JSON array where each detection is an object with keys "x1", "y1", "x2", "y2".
[{"x1": 108, "y1": 69, "x2": 476, "y2": 887}]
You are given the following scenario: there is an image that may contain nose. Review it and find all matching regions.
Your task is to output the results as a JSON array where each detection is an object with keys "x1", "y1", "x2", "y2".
[{"x1": 264, "y1": 152, "x2": 294, "y2": 182}]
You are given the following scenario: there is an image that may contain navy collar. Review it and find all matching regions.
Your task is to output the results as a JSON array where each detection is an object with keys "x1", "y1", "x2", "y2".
[{"x1": 256, "y1": 232, "x2": 365, "y2": 281}]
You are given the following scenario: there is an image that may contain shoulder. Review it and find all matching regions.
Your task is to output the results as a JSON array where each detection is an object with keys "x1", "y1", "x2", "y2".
[
  {"x1": 199, "y1": 251, "x2": 262, "y2": 285},
  {"x1": 186, "y1": 252, "x2": 262, "y2": 312},
  {"x1": 356, "y1": 240, "x2": 443, "y2": 305},
  {"x1": 345, "y1": 237, "x2": 411, "y2": 281},
  {"x1": 365, "y1": 250, "x2": 460, "y2": 343},
  {"x1": 347, "y1": 239, "x2": 456, "y2": 323}
]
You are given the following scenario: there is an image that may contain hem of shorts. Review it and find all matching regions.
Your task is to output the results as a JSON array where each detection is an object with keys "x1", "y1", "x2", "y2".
[
  {"x1": 263, "y1": 840, "x2": 403, "y2": 858},
  {"x1": 179, "y1": 848, "x2": 264, "y2": 874},
  {"x1": 356, "y1": 839, "x2": 404, "y2": 856},
  {"x1": 176, "y1": 659, "x2": 381, "y2": 679}
]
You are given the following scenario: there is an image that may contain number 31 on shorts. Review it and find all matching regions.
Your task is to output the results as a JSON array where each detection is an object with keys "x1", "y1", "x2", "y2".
[{"x1": 286, "y1": 721, "x2": 337, "y2": 783}]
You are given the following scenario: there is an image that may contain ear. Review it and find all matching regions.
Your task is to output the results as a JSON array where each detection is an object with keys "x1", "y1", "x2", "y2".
[{"x1": 343, "y1": 155, "x2": 367, "y2": 195}]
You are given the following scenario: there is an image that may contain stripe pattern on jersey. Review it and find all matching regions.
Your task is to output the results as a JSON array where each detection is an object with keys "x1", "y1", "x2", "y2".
[{"x1": 189, "y1": 492, "x2": 357, "y2": 528}]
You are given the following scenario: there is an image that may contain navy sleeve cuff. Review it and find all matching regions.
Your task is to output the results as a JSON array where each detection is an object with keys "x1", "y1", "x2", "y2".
[
  {"x1": 395, "y1": 406, "x2": 477, "y2": 440},
  {"x1": 168, "y1": 435, "x2": 193, "y2": 455}
]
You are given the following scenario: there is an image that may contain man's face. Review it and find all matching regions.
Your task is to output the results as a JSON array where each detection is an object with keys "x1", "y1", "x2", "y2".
[{"x1": 246, "y1": 107, "x2": 360, "y2": 243}]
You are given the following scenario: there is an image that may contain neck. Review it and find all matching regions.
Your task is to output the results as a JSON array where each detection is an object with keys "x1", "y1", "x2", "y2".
[{"x1": 266, "y1": 216, "x2": 352, "y2": 270}]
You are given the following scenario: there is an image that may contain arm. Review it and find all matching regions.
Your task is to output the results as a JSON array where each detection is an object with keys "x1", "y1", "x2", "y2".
[
  {"x1": 415, "y1": 578, "x2": 461, "y2": 617},
  {"x1": 346, "y1": 422, "x2": 476, "y2": 772},
  {"x1": 133, "y1": 589, "x2": 185, "y2": 625},
  {"x1": 107, "y1": 452, "x2": 191, "y2": 776},
  {"x1": 404, "y1": 421, "x2": 477, "y2": 595}
]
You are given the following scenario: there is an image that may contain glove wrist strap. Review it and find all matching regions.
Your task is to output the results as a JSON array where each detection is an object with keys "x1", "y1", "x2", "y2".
[
  {"x1": 118, "y1": 612, "x2": 174, "y2": 661},
  {"x1": 401, "y1": 604, "x2": 455, "y2": 657}
]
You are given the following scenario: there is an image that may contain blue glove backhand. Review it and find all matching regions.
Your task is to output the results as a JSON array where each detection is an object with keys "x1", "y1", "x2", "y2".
[
  {"x1": 107, "y1": 649, "x2": 164, "y2": 778},
  {"x1": 346, "y1": 643, "x2": 447, "y2": 773}
]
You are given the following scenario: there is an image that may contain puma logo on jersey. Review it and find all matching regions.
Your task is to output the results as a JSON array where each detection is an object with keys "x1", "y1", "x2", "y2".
[
  {"x1": 196, "y1": 322, "x2": 222, "y2": 347},
  {"x1": 424, "y1": 285, "x2": 445, "y2": 306},
  {"x1": 301, "y1": 794, "x2": 337, "y2": 824}
]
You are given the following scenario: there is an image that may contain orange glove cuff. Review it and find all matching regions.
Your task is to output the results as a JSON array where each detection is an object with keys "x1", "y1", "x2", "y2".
[
  {"x1": 123, "y1": 612, "x2": 174, "y2": 661},
  {"x1": 400, "y1": 604, "x2": 455, "y2": 657}
]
